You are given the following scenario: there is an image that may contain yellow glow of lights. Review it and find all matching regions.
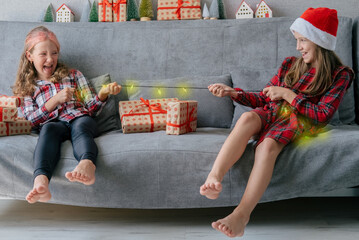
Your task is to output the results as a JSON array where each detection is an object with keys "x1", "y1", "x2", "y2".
[
  {"x1": 176, "y1": 81, "x2": 192, "y2": 98},
  {"x1": 75, "y1": 88, "x2": 90, "y2": 102},
  {"x1": 294, "y1": 126, "x2": 330, "y2": 147}
]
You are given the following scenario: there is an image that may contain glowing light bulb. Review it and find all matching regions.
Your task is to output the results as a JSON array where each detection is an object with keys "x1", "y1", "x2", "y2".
[
  {"x1": 157, "y1": 88, "x2": 162, "y2": 95},
  {"x1": 183, "y1": 88, "x2": 187, "y2": 93}
]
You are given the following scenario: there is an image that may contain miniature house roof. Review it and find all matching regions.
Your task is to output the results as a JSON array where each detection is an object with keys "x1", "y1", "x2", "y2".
[
  {"x1": 56, "y1": 3, "x2": 75, "y2": 15},
  {"x1": 255, "y1": 0, "x2": 272, "y2": 17},
  {"x1": 236, "y1": 0, "x2": 254, "y2": 14}
]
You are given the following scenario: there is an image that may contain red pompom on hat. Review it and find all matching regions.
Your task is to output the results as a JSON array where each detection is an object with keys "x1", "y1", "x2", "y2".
[{"x1": 290, "y1": 7, "x2": 338, "y2": 51}]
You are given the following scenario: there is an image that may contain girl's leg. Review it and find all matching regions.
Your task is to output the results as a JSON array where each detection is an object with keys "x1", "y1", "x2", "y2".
[
  {"x1": 212, "y1": 138, "x2": 285, "y2": 238},
  {"x1": 65, "y1": 116, "x2": 99, "y2": 185},
  {"x1": 27, "y1": 122, "x2": 70, "y2": 203},
  {"x1": 200, "y1": 112, "x2": 262, "y2": 199}
]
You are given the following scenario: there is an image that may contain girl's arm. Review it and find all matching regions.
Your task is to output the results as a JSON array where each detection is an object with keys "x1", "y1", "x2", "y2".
[
  {"x1": 73, "y1": 70, "x2": 121, "y2": 116},
  {"x1": 291, "y1": 68, "x2": 353, "y2": 125},
  {"x1": 232, "y1": 57, "x2": 296, "y2": 108},
  {"x1": 21, "y1": 96, "x2": 57, "y2": 127},
  {"x1": 72, "y1": 70, "x2": 106, "y2": 116}
]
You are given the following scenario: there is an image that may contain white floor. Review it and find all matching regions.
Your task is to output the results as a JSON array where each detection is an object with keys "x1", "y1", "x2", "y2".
[{"x1": 0, "y1": 197, "x2": 358, "y2": 240}]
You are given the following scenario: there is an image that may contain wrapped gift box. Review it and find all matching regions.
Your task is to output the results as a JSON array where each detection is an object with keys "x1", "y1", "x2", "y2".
[
  {"x1": 0, "y1": 118, "x2": 32, "y2": 137},
  {"x1": 98, "y1": 0, "x2": 113, "y2": 22},
  {"x1": 0, "y1": 95, "x2": 24, "y2": 107},
  {"x1": 157, "y1": 0, "x2": 201, "y2": 20},
  {"x1": 119, "y1": 97, "x2": 178, "y2": 133},
  {"x1": 113, "y1": 0, "x2": 127, "y2": 22},
  {"x1": 166, "y1": 100, "x2": 197, "y2": 135},
  {"x1": 0, "y1": 107, "x2": 18, "y2": 122}
]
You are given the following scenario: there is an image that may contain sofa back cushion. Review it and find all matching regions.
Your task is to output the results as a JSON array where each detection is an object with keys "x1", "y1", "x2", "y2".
[
  {"x1": 88, "y1": 74, "x2": 121, "y2": 134},
  {"x1": 0, "y1": 17, "x2": 355, "y2": 129}
]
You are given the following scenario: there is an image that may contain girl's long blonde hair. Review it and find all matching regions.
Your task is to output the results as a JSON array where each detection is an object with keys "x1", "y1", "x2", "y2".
[
  {"x1": 12, "y1": 26, "x2": 69, "y2": 97},
  {"x1": 284, "y1": 46, "x2": 344, "y2": 96}
]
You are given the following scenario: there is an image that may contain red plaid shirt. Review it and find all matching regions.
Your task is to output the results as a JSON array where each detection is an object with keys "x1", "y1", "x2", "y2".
[
  {"x1": 233, "y1": 57, "x2": 354, "y2": 146},
  {"x1": 22, "y1": 70, "x2": 106, "y2": 128}
]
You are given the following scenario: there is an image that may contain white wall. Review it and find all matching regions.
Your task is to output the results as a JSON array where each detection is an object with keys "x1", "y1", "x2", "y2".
[{"x1": 0, "y1": 0, "x2": 358, "y2": 22}]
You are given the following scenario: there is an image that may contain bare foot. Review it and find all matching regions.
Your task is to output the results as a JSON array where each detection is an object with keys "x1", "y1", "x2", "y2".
[
  {"x1": 199, "y1": 173, "x2": 222, "y2": 199},
  {"x1": 26, "y1": 175, "x2": 51, "y2": 204},
  {"x1": 65, "y1": 159, "x2": 96, "y2": 185},
  {"x1": 212, "y1": 210, "x2": 250, "y2": 238}
]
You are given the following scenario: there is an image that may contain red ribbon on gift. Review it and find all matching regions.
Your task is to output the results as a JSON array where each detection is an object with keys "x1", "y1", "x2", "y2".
[
  {"x1": 0, "y1": 107, "x2": 3, "y2": 122},
  {"x1": 157, "y1": 0, "x2": 201, "y2": 20},
  {"x1": 113, "y1": 0, "x2": 127, "y2": 22},
  {"x1": 6, "y1": 122, "x2": 9, "y2": 136},
  {"x1": 167, "y1": 102, "x2": 197, "y2": 133},
  {"x1": 0, "y1": 122, "x2": 10, "y2": 136},
  {"x1": 121, "y1": 98, "x2": 167, "y2": 132},
  {"x1": 98, "y1": 0, "x2": 112, "y2": 21},
  {"x1": 0, "y1": 95, "x2": 22, "y2": 107}
]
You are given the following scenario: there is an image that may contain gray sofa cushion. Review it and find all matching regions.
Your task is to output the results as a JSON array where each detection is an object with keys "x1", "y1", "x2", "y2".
[
  {"x1": 230, "y1": 68, "x2": 342, "y2": 127},
  {"x1": 126, "y1": 75, "x2": 234, "y2": 128},
  {"x1": 88, "y1": 74, "x2": 121, "y2": 134}
]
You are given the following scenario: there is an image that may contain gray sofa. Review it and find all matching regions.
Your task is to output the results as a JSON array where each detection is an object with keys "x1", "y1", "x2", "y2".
[{"x1": 0, "y1": 16, "x2": 358, "y2": 209}]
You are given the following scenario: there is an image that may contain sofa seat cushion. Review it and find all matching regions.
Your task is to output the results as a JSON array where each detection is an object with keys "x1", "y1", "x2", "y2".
[{"x1": 2, "y1": 126, "x2": 359, "y2": 208}]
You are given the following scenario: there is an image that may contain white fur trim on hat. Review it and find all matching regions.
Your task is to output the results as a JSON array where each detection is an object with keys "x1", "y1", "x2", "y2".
[{"x1": 290, "y1": 18, "x2": 337, "y2": 51}]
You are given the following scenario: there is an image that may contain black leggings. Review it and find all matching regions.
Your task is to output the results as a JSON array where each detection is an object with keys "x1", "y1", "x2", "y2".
[{"x1": 33, "y1": 115, "x2": 98, "y2": 181}]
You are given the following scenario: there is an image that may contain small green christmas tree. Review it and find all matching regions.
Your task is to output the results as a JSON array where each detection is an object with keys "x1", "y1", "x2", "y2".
[
  {"x1": 218, "y1": 0, "x2": 226, "y2": 19},
  {"x1": 89, "y1": 0, "x2": 99, "y2": 22},
  {"x1": 43, "y1": 4, "x2": 55, "y2": 22},
  {"x1": 127, "y1": 0, "x2": 140, "y2": 21},
  {"x1": 139, "y1": 0, "x2": 154, "y2": 21}
]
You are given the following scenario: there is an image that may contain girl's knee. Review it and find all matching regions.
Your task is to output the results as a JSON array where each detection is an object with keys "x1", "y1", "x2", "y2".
[
  {"x1": 257, "y1": 138, "x2": 284, "y2": 156},
  {"x1": 235, "y1": 112, "x2": 261, "y2": 128},
  {"x1": 72, "y1": 116, "x2": 98, "y2": 136}
]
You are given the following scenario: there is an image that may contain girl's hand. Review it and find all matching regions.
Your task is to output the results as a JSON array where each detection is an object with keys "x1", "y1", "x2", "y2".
[
  {"x1": 55, "y1": 87, "x2": 75, "y2": 104},
  {"x1": 208, "y1": 83, "x2": 236, "y2": 98},
  {"x1": 98, "y1": 82, "x2": 122, "y2": 101},
  {"x1": 262, "y1": 86, "x2": 297, "y2": 103}
]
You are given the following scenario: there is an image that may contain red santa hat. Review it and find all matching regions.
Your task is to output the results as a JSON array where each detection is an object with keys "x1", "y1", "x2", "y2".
[{"x1": 290, "y1": 7, "x2": 338, "y2": 51}]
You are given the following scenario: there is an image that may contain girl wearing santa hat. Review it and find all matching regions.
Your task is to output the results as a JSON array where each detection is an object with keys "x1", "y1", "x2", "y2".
[{"x1": 200, "y1": 7, "x2": 354, "y2": 238}]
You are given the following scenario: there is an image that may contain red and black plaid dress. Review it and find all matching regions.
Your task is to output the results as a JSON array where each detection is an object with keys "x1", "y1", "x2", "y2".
[{"x1": 233, "y1": 57, "x2": 354, "y2": 146}]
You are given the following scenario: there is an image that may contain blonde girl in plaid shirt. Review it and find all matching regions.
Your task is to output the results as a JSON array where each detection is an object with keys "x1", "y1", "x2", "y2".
[{"x1": 13, "y1": 26, "x2": 121, "y2": 204}]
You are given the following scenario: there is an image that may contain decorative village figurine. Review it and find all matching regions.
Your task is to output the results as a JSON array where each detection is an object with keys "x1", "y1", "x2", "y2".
[
  {"x1": 236, "y1": 0, "x2": 254, "y2": 19},
  {"x1": 56, "y1": 3, "x2": 75, "y2": 22},
  {"x1": 255, "y1": 0, "x2": 272, "y2": 18}
]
